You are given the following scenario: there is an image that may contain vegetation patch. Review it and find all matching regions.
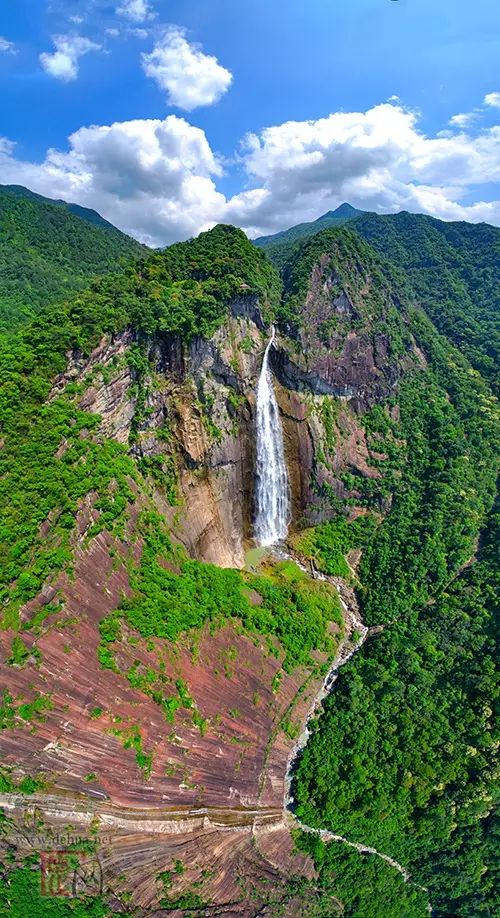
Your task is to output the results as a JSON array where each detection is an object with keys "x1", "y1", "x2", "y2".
[
  {"x1": 292, "y1": 514, "x2": 377, "y2": 579},
  {"x1": 0, "y1": 691, "x2": 52, "y2": 730},
  {"x1": 96, "y1": 513, "x2": 343, "y2": 709}
]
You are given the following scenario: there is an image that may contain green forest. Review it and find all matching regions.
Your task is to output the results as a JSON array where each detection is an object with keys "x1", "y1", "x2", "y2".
[
  {"x1": 0, "y1": 185, "x2": 145, "y2": 333},
  {"x1": 355, "y1": 212, "x2": 500, "y2": 392},
  {"x1": 284, "y1": 227, "x2": 499, "y2": 916},
  {"x1": 293, "y1": 506, "x2": 498, "y2": 917}
]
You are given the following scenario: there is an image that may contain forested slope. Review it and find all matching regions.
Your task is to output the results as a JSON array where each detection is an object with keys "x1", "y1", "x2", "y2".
[
  {"x1": 280, "y1": 227, "x2": 499, "y2": 917},
  {"x1": 354, "y1": 211, "x2": 500, "y2": 391},
  {"x1": 295, "y1": 504, "x2": 499, "y2": 917},
  {"x1": 254, "y1": 203, "x2": 364, "y2": 268},
  {"x1": 0, "y1": 185, "x2": 146, "y2": 333},
  {"x1": 258, "y1": 208, "x2": 500, "y2": 392}
]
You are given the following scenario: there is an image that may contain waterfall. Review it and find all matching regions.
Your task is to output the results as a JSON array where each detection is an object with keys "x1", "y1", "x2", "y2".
[{"x1": 254, "y1": 328, "x2": 290, "y2": 546}]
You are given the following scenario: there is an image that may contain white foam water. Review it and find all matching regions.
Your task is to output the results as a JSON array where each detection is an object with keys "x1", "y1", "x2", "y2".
[{"x1": 254, "y1": 328, "x2": 290, "y2": 546}]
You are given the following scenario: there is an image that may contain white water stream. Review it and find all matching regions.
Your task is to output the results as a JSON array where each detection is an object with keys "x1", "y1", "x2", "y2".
[
  {"x1": 282, "y1": 563, "x2": 431, "y2": 910},
  {"x1": 254, "y1": 328, "x2": 290, "y2": 546}
]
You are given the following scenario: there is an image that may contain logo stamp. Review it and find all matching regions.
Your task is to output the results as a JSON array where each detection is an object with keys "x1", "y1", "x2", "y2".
[{"x1": 40, "y1": 851, "x2": 103, "y2": 897}]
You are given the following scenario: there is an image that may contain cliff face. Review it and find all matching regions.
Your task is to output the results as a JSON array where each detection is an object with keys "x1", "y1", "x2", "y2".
[
  {"x1": 50, "y1": 272, "x2": 411, "y2": 567},
  {"x1": 50, "y1": 299, "x2": 264, "y2": 569},
  {"x1": 0, "y1": 227, "x2": 423, "y2": 913}
]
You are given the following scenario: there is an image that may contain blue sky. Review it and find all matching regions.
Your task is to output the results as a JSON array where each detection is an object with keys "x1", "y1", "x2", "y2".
[{"x1": 1, "y1": 0, "x2": 499, "y2": 244}]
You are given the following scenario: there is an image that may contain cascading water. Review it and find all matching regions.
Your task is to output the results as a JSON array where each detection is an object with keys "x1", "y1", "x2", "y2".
[{"x1": 254, "y1": 328, "x2": 290, "y2": 546}]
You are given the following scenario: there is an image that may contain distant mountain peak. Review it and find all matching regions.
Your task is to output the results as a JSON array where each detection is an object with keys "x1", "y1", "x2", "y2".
[
  {"x1": 253, "y1": 202, "x2": 366, "y2": 259},
  {"x1": 316, "y1": 203, "x2": 362, "y2": 221}
]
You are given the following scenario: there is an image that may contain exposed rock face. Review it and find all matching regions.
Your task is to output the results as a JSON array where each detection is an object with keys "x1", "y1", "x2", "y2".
[
  {"x1": 47, "y1": 270, "x2": 410, "y2": 561},
  {"x1": 1, "y1": 792, "x2": 315, "y2": 914},
  {"x1": 273, "y1": 330, "x2": 396, "y2": 402},
  {"x1": 1, "y1": 531, "x2": 325, "y2": 811},
  {"x1": 0, "y1": 518, "x2": 327, "y2": 913},
  {"x1": 48, "y1": 310, "x2": 264, "y2": 569}
]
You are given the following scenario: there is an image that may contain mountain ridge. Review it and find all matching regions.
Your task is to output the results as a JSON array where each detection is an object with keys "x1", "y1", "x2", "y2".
[
  {"x1": 256, "y1": 206, "x2": 500, "y2": 391},
  {"x1": 253, "y1": 202, "x2": 365, "y2": 254},
  {"x1": 0, "y1": 183, "x2": 147, "y2": 333},
  {"x1": 1, "y1": 183, "x2": 121, "y2": 232}
]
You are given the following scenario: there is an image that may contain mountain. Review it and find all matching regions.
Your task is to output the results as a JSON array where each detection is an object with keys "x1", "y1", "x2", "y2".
[
  {"x1": 1, "y1": 184, "x2": 121, "y2": 231},
  {"x1": 259, "y1": 207, "x2": 500, "y2": 392},
  {"x1": 353, "y1": 210, "x2": 500, "y2": 391},
  {"x1": 0, "y1": 222, "x2": 497, "y2": 917},
  {"x1": 0, "y1": 184, "x2": 147, "y2": 333},
  {"x1": 253, "y1": 202, "x2": 365, "y2": 266}
]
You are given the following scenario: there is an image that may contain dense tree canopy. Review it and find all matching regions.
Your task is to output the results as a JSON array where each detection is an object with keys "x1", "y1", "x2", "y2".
[
  {"x1": 0, "y1": 184, "x2": 146, "y2": 333},
  {"x1": 355, "y1": 211, "x2": 500, "y2": 392},
  {"x1": 294, "y1": 506, "x2": 499, "y2": 917}
]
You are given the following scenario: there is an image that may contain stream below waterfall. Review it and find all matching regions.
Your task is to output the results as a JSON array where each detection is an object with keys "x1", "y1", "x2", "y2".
[{"x1": 282, "y1": 559, "x2": 431, "y2": 910}]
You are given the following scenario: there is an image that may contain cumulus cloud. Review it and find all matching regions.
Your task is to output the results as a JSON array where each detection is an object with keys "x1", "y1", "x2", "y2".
[
  {"x1": 142, "y1": 27, "x2": 232, "y2": 110},
  {"x1": 0, "y1": 101, "x2": 499, "y2": 245},
  {"x1": 117, "y1": 0, "x2": 154, "y2": 23},
  {"x1": 0, "y1": 36, "x2": 16, "y2": 53},
  {"x1": 484, "y1": 91, "x2": 500, "y2": 108},
  {"x1": 233, "y1": 103, "x2": 500, "y2": 235},
  {"x1": 40, "y1": 34, "x2": 101, "y2": 81},
  {"x1": 0, "y1": 116, "x2": 225, "y2": 246}
]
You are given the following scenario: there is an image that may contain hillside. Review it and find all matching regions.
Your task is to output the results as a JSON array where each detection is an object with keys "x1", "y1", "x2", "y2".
[
  {"x1": 1, "y1": 184, "x2": 122, "y2": 231},
  {"x1": 0, "y1": 222, "x2": 497, "y2": 917},
  {"x1": 253, "y1": 203, "x2": 364, "y2": 267},
  {"x1": 0, "y1": 185, "x2": 147, "y2": 333},
  {"x1": 258, "y1": 208, "x2": 500, "y2": 392},
  {"x1": 353, "y1": 211, "x2": 500, "y2": 391}
]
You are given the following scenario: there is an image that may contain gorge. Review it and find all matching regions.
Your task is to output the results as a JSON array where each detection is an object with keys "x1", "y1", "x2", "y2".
[{"x1": 0, "y1": 208, "x2": 497, "y2": 918}]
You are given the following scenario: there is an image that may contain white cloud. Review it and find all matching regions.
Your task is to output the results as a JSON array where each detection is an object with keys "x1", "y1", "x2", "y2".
[
  {"x1": 106, "y1": 26, "x2": 149, "y2": 40},
  {"x1": 0, "y1": 36, "x2": 16, "y2": 53},
  {"x1": 0, "y1": 137, "x2": 16, "y2": 155},
  {"x1": 232, "y1": 103, "x2": 500, "y2": 235},
  {"x1": 484, "y1": 91, "x2": 500, "y2": 108},
  {"x1": 40, "y1": 34, "x2": 101, "y2": 81},
  {"x1": 142, "y1": 27, "x2": 232, "y2": 110},
  {"x1": 0, "y1": 116, "x2": 225, "y2": 246},
  {"x1": 0, "y1": 101, "x2": 499, "y2": 246},
  {"x1": 117, "y1": 0, "x2": 153, "y2": 22},
  {"x1": 449, "y1": 112, "x2": 476, "y2": 128}
]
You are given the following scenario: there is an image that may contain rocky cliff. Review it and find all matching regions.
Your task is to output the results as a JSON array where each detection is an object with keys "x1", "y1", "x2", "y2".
[{"x1": 0, "y1": 224, "x2": 431, "y2": 914}]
